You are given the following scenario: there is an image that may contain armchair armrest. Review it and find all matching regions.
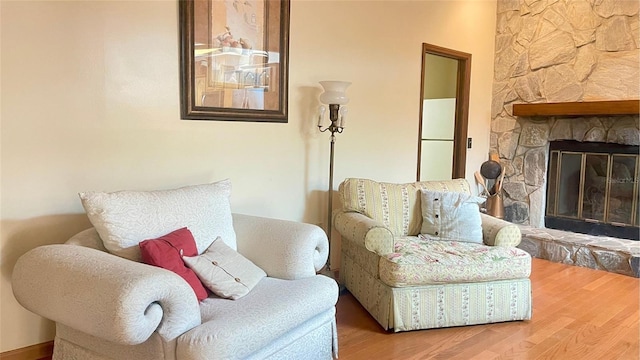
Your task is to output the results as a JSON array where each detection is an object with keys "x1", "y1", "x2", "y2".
[
  {"x1": 334, "y1": 211, "x2": 394, "y2": 255},
  {"x1": 12, "y1": 244, "x2": 201, "y2": 345},
  {"x1": 233, "y1": 213, "x2": 328, "y2": 280},
  {"x1": 480, "y1": 213, "x2": 522, "y2": 247}
]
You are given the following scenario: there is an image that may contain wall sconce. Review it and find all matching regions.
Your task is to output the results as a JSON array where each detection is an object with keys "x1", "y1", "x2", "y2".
[{"x1": 317, "y1": 80, "x2": 351, "y2": 272}]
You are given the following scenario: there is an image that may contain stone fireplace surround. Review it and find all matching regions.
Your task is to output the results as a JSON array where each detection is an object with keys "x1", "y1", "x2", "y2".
[
  {"x1": 518, "y1": 224, "x2": 639, "y2": 277},
  {"x1": 489, "y1": 0, "x2": 639, "y2": 276},
  {"x1": 500, "y1": 111, "x2": 639, "y2": 227},
  {"x1": 499, "y1": 109, "x2": 639, "y2": 278}
]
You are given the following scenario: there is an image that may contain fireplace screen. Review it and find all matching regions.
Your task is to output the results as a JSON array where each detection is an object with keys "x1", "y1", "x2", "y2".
[{"x1": 546, "y1": 141, "x2": 639, "y2": 240}]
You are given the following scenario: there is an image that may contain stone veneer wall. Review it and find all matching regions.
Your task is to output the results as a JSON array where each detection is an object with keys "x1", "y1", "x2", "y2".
[{"x1": 490, "y1": 0, "x2": 640, "y2": 226}]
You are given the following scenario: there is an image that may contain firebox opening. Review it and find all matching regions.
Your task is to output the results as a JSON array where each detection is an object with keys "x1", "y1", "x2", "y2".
[{"x1": 546, "y1": 140, "x2": 639, "y2": 241}]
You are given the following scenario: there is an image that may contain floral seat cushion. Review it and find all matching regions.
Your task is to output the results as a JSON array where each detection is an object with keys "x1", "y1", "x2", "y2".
[{"x1": 379, "y1": 236, "x2": 532, "y2": 287}]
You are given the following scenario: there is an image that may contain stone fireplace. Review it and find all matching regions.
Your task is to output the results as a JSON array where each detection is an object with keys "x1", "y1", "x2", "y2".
[
  {"x1": 498, "y1": 112, "x2": 639, "y2": 229},
  {"x1": 490, "y1": 0, "x2": 639, "y2": 228},
  {"x1": 497, "y1": 108, "x2": 640, "y2": 277},
  {"x1": 489, "y1": 0, "x2": 639, "y2": 276}
]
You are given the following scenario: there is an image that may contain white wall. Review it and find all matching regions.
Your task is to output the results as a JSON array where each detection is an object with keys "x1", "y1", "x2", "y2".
[{"x1": 0, "y1": 0, "x2": 497, "y2": 352}]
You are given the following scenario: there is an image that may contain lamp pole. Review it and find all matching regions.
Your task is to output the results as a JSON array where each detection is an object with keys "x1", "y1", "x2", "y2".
[
  {"x1": 317, "y1": 81, "x2": 351, "y2": 271},
  {"x1": 320, "y1": 104, "x2": 341, "y2": 271}
]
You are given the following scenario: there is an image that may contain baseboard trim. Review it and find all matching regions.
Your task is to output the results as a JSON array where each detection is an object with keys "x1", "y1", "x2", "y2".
[{"x1": 0, "y1": 341, "x2": 53, "y2": 360}]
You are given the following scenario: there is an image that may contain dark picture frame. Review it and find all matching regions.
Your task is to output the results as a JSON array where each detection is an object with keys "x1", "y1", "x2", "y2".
[{"x1": 179, "y1": 0, "x2": 290, "y2": 122}]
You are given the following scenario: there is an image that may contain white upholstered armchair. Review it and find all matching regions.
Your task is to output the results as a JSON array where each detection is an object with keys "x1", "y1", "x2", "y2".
[{"x1": 13, "y1": 181, "x2": 339, "y2": 360}]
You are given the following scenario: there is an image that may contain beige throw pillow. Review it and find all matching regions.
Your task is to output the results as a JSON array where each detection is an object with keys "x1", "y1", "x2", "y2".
[
  {"x1": 420, "y1": 190, "x2": 485, "y2": 244},
  {"x1": 183, "y1": 237, "x2": 266, "y2": 300}
]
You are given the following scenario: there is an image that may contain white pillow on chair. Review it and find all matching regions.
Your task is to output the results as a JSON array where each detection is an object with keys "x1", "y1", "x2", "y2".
[
  {"x1": 80, "y1": 179, "x2": 236, "y2": 261},
  {"x1": 420, "y1": 189, "x2": 485, "y2": 244},
  {"x1": 183, "y1": 237, "x2": 266, "y2": 300}
]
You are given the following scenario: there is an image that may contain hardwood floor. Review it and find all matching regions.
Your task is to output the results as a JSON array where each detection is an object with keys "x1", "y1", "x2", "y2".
[
  {"x1": 7, "y1": 258, "x2": 637, "y2": 360},
  {"x1": 335, "y1": 258, "x2": 640, "y2": 360}
]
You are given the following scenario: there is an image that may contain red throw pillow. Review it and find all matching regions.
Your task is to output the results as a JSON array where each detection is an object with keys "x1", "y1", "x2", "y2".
[{"x1": 139, "y1": 227, "x2": 208, "y2": 301}]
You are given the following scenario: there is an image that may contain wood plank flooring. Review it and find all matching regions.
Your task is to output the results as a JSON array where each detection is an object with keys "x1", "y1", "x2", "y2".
[
  {"x1": 8, "y1": 258, "x2": 638, "y2": 360},
  {"x1": 336, "y1": 258, "x2": 640, "y2": 360}
]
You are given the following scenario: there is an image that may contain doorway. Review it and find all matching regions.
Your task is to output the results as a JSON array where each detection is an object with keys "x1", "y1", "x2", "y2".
[{"x1": 417, "y1": 43, "x2": 471, "y2": 181}]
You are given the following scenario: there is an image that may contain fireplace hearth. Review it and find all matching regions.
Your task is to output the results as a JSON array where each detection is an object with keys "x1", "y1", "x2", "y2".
[{"x1": 546, "y1": 140, "x2": 639, "y2": 240}]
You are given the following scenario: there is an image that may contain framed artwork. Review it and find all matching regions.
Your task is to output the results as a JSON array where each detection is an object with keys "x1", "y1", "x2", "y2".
[{"x1": 179, "y1": 0, "x2": 290, "y2": 122}]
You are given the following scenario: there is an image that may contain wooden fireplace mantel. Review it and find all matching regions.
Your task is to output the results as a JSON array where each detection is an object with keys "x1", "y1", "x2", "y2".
[{"x1": 512, "y1": 100, "x2": 639, "y2": 117}]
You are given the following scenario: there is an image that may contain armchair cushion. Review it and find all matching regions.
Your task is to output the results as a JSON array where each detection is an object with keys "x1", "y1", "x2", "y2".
[
  {"x1": 79, "y1": 179, "x2": 236, "y2": 261},
  {"x1": 183, "y1": 237, "x2": 266, "y2": 300},
  {"x1": 139, "y1": 227, "x2": 209, "y2": 301},
  {"x1": 178, "y1": 276, "x2": 339, "y2": 359},
  {"x1": 379, "y1": 236, "x2": 532, "y2": 287},
  {"x1": 419, "y1": 190, "x2": 484, "y2": 244}
]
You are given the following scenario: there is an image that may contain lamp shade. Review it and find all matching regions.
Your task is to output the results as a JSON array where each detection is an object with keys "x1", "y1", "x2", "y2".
[{"x1": 319, "y1": 81, "x2": 351, "y2": 105}]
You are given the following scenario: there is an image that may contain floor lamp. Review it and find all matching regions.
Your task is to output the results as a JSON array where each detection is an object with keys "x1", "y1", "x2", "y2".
[{"x1": 317, "y1": 80, "x2": 351, "y2": 271}]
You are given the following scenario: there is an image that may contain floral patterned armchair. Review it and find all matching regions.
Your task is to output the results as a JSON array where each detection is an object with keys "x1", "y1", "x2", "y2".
[{"x1": 334, "y1": 178, "x2": 532, "y2": 332}]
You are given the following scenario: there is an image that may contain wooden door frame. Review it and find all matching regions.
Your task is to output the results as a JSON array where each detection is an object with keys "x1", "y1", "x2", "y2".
[{"x1": 417, "y1": 43, "x2": 471, "y2": 180}]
